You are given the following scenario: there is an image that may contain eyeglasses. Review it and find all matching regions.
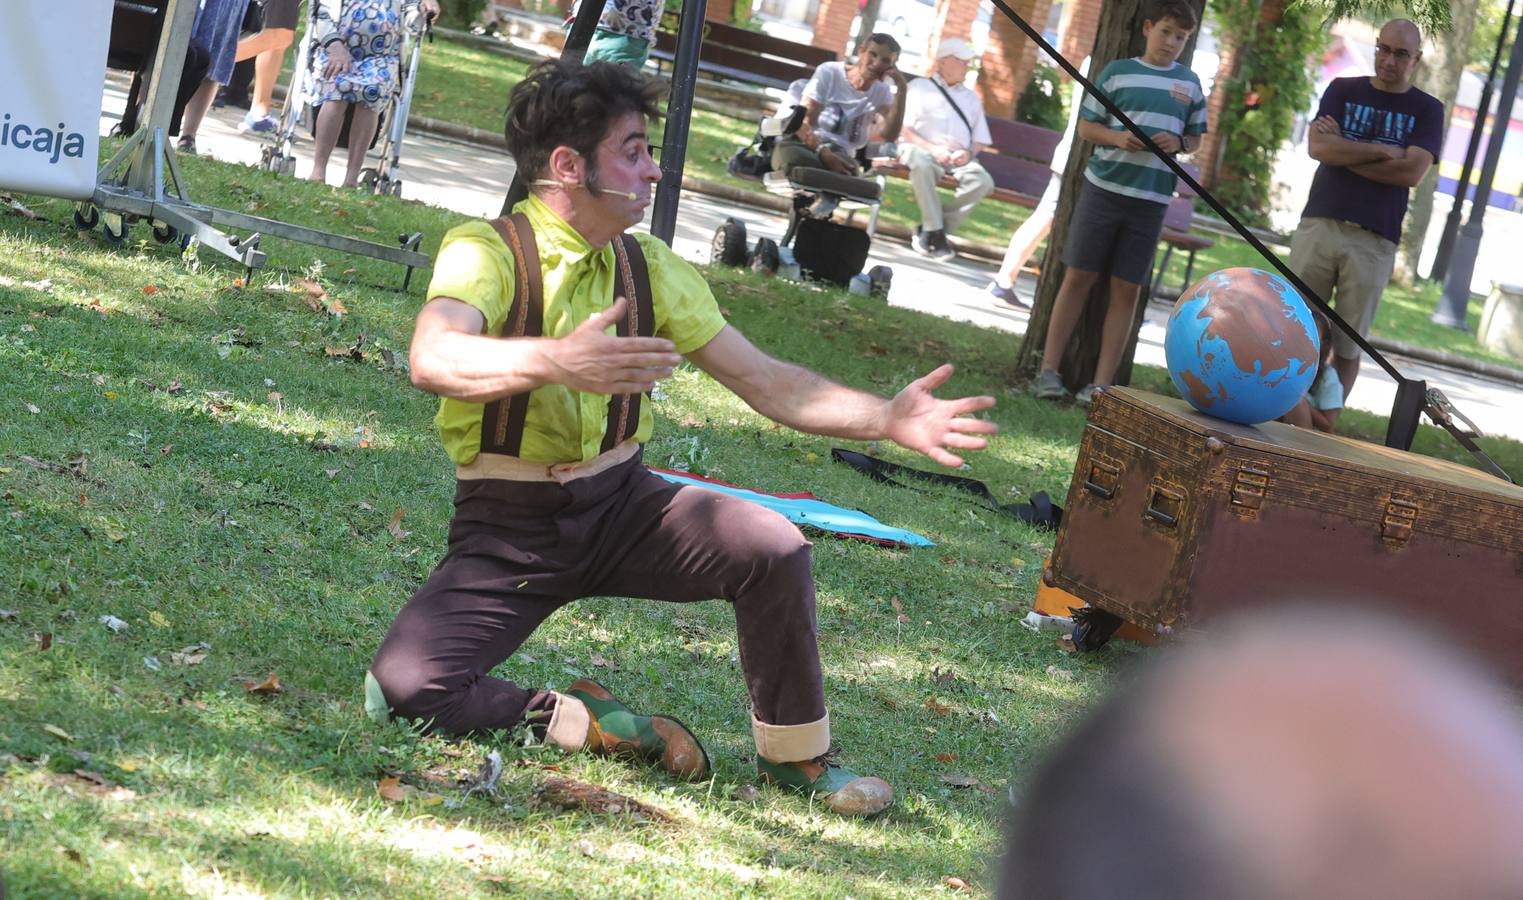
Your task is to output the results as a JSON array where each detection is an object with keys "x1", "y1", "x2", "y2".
[{"x1": 1374, "y1": 43, "x2": 1415, "y2": 61}]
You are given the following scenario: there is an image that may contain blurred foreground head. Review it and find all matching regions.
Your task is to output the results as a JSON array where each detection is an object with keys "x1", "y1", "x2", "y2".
[{"x1": 1002, "y1": 608, "x2": 1523, "y2": 900}]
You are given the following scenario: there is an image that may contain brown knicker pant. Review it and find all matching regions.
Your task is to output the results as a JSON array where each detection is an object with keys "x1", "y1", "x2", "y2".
[{"x1": 368, "y1": 451, "x2": 827, "y2": 740}]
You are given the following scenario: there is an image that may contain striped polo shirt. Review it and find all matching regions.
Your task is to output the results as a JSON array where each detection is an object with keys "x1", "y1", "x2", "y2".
[{"x1": 1080, "y1": 57, "x2": 1207, "y2": 205}]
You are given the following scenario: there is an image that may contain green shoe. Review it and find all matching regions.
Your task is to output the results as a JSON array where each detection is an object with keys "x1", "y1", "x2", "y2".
[
  {"x1": 757, "y1": 753, "x2": 894, "y2": 817},
  {"x1": 565, "y1": 679, "x2": 711, "y2": 781}
]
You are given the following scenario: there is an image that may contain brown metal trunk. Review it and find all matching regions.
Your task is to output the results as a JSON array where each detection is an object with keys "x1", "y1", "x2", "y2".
[{"x1": 1049, "y1": 388, "x2": 1523, "y2": 679}]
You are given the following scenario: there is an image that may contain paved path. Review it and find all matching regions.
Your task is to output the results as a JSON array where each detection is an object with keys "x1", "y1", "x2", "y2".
[{"x1": 98, "y1": 77, "x2": 1523, "y2": 447}]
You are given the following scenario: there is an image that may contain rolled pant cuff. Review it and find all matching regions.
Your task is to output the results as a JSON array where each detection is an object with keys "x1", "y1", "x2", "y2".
[
  {"x1": 753, "y1": 710, "x2": 831, "y2": 763},
  {"x1": 544, "y1": 693, "x2": 592, "y2": 752}
]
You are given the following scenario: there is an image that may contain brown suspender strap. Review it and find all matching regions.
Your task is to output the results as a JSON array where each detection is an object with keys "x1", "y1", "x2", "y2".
[
  {"x1": 602, "y1": 233, "x2": 656, "y2": 453},
  {"x1": 480, "y1": 214, "x2": 542, "y2": 458},
  {"x1": 477, "y1": 216, "x2": 654, "y2": 459}
]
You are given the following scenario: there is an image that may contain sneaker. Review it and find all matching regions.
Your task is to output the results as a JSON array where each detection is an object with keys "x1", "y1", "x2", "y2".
[
  {"x1": 911, "y1": 227, "x2": 933, "y2": 256},
  {"x1": 757, "y1": 752, "x2": 893, "y2": 817},
  {"x1": 238, "y1": 112, "x2": 278, "y2": 134},
  {"x1": 565, "y1": 679, "x2": 710, "y2": 780},
  {"x1": 174, "y1": 136, "x2": 196, "y2": 155},
  {"x1": 987, "y1": 280, "x2": 1030, "y2": 310},
  {"x1": 1074, "y1": 384, "x2": 1105, "y2": 407},
  {"x1": 930, "y1": 230, "x2": 957, "y2": 261},
  {"x1": 1033, "y1": 368, "x2": 1069, "y2": 402}
]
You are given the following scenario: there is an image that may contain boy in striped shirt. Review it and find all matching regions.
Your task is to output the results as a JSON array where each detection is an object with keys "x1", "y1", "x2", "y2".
[{"x1": 1034, "y1": 0, "x2": 1207, "y2": 405}]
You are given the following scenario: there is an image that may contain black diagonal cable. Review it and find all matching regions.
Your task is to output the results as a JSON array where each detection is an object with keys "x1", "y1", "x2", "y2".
[{"x1": 986, "y1": 0, "x2": 1402, "y2": 384}]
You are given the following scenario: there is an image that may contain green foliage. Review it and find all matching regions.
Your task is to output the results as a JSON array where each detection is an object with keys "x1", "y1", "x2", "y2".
[
  {"x1": 1014, "y1": 62, "x2": 1070, "y2": 132},
  {"x1": 1210, "y1": 2, "x2": 1327, "y2": 224},
  {"x1": 1298, "y1": 0, "x2": 1454, "y2": 34},
  {"x1": 1469, "y1": 0, "x2": 1517, "y2": 70},
  {"x1": 435, "y1": 0, "x2": 491, "y2": 28}
]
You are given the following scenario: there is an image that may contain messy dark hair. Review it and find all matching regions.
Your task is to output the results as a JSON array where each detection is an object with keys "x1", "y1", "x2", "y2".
[
  {"x1": 1147, "y1": 0, "x2": 1197, "y2": 30},
  {"x1": 864, "y1": 32, "x2": 901, "y2": 55},
  {"x1": 504, "y1": 59, "x2": 666, "y2": 185}
]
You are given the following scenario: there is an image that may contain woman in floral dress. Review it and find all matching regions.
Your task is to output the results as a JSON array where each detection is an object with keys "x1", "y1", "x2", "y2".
[{"x1": 308, "y1": 0, "x2": 438, "y2": 186}]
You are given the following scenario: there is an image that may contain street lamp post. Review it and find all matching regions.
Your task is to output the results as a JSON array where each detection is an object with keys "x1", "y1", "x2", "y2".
[
  {"x1": 1433, "y1": 9, "x2": 1523, "y2": 328},
  {"x1": 1429, "y1": 0, "x2": 1516, "y2": 284}
]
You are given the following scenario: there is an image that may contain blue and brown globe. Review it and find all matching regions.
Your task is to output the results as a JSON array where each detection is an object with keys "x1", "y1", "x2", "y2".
[{"x1": 1164, "y1": 267, "x2": 1320, "y2": 425}]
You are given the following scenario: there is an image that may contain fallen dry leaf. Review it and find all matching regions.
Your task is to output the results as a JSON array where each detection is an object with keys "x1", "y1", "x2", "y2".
[
  {"x1": 245, "y1": 674, "x2": 283, "y2": 694},
  {"x1": 940, "y1": 774, "x2": 980, "y2": 788},
  {"x1": 943, "y1": 876, "x2": 974, "y2": 892},
  {"x1": 377, "y1": 776, "x2": 443, "y2": 805},
  {"x1": 936, "y1": 752, "x2": 959, "y2": 764},
  {"x1": 34, "y1": 633, "x2": 52, "y2": 651},
  {"x1": 925, "y1": 697, "x2": 952, "y2": 717},
  {"x1": 43, "y1": 724, "x2": 73, "y2": 742},
  {"x1": 141, "y1": 284, "x2": 158, "y2": 295},
  {"x1": 589, "y1": 653, "x2": 620, "y2": 671},
  {"x1": 170, "y1": 643, "x2": 210, "y2": 666},
  {"x1": 149, "y1": 611, "x2": 169, "y2": 627},
  {"x1": 889, "y1": 596, "x2": 909, "y2": 624},
  {"x1": 386, "y1": 509, "x2": 410, "y2": 541}
]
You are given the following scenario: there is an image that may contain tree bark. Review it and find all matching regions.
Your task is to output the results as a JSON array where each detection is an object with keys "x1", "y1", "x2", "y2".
[
  {"x1": 1013, "y1": 0, "x2": 1207, "y2": 389},
  {"x1": 1398, "y1": 0, "x2": 1479, "y2": 282},
  {"x1": 854, "y1": 0, "x2": 886, "y2": 53}
]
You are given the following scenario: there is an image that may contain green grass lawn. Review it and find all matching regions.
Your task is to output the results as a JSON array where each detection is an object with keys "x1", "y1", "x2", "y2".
[
  {"x1": 0, "y1": 157, "x2": 1108, "y2": 898},
  {"x1": 405, "y1": 34, "x2": 1518, "y2": 373},
  {"x1": 1, "y1": 119, "x2": 1520, "y2": 895}
]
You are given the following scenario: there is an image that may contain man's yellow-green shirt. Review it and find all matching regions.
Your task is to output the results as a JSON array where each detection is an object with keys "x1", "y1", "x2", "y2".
[{"x1": 426, "y1": 195, "x2": 728, "y2": 465}]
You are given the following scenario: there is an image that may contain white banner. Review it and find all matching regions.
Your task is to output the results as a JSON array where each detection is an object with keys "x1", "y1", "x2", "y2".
[{"x1": 1, "y1": 1, "x2": 114, "y2": 199}]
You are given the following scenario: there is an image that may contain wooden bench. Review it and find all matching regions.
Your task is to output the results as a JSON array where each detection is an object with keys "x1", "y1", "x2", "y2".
[
  {"x1": 872, "y1": 115, "x2": 1061, "y2": 208},
  {"x1": 648, "y1": 14, "x2": 837, "y2": 92}
]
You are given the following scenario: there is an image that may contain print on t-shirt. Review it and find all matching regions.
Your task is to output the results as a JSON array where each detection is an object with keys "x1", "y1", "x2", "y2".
[{"x1": 1342, "y1": 103, "x2": 1418, "y2": 147}]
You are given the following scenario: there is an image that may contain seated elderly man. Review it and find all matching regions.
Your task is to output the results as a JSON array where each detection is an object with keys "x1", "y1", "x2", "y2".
[{"x1": 897, "y1": 38, "x2": 994, "y2": 261}]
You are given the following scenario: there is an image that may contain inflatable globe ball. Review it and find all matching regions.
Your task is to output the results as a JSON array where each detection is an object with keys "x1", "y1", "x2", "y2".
[{"x1": 1164, "y1": 267, "x2": 1321, "y2": 426}]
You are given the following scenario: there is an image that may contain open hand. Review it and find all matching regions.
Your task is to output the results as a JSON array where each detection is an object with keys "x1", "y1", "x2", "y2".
[
  {"x1": 543, "y1": 297, "x2": 682, "y2": 394},
  {"x1": 884, "y1": 364, "x2": 997, "y2": 467},
  {"x1": 323, "y1": 42, "x2": 354, "y2": 78}
]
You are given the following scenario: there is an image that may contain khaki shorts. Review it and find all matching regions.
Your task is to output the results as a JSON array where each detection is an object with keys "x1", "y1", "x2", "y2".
[{"x1": 1288, "y1": 217, "x2": 1396, "y2": 360}]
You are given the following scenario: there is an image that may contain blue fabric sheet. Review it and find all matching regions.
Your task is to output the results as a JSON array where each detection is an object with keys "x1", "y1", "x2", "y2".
[{"x1": 648, "y1": 468, "x2": 933, "y2": 547}]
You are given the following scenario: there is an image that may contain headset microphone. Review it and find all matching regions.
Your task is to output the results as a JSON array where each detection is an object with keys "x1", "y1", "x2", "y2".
[{"x1": 531, "y1": 179, "x2": 641, "y2": 201}]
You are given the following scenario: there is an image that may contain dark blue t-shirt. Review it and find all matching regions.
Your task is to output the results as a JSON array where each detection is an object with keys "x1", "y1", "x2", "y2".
[{"x1": 1300, "y1": 76, "x2": 1445, "y2": 243}]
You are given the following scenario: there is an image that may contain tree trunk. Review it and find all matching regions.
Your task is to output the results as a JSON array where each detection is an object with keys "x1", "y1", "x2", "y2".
[
  {"x1": 1398, "y1": 0, "x2": 1479, "y2": 282},
  {"x1": 1013, "y1": 0, "x2": 1207, "y2": 389},
  {"x1": 854, "y1": 0, "x2": 886, "y2": 53}
]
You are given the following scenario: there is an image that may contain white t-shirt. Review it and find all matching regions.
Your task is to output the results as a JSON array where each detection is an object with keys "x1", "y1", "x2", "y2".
[
  {"x1": 803, "y1": 62, "x2": 895, "y2": 154},
  {"x1": 1049, "y1": 56, "x2": 1093, "y2": 175},
  {"x1": 904, "y1": 76, "x2": 991, "y2": 153}
]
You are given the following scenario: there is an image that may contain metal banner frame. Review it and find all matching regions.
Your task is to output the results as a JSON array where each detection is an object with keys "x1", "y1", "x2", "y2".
[{"x1": 87, "y1": 0, "x2": 429, "y2": 284}]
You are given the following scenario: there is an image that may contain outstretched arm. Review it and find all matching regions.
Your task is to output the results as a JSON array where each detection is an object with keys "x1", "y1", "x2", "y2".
[
  {"x1": 685, "y1": 326, "x2": 997, "y2": 467},
  {"x1": 409, "y1": 297, "x2": 681, "y2": 403}
]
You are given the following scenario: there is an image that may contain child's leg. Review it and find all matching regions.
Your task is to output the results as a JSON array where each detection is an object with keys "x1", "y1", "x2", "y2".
[
  {"x1": 1281, "y1": 398, "x2": 1313, "y2": 428},
  {"x1": 1041, "y1": 267, "x2": 1102, "y2": 371},
  {"x1": 1092, "y1": 276, "x2": 1144, "y2": 387}
]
